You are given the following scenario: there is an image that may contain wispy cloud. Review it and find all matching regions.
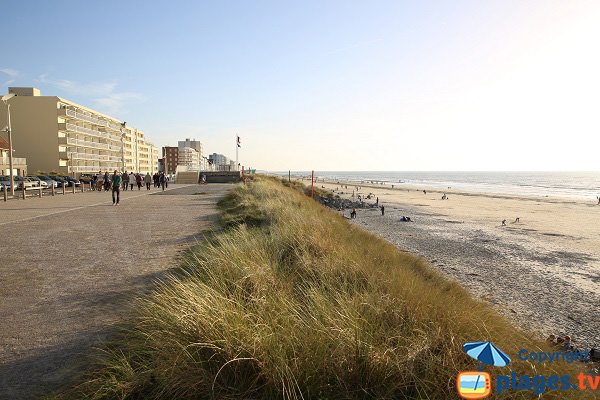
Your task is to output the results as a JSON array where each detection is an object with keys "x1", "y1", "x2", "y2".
[
  {"x1": 0, "y1": 68, "x2": 19, "y2": 88},
  {"x1": 37, "y1": 74, "x2": 144, "y2": 115}
]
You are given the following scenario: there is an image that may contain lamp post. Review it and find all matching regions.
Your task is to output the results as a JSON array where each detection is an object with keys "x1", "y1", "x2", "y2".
[{"x1": 2, "y1": 93, "x2": 16, "y2": 196}]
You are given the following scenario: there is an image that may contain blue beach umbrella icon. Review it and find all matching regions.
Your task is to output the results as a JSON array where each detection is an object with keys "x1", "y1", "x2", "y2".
[{"x1": 463, "y1": 341, "x2": 511, "y2": 367}]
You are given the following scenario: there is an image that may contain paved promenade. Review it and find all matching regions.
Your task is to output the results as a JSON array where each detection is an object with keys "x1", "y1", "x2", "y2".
[{"x1": 0, "y1": 184, "x2": 231, "y2": 399}]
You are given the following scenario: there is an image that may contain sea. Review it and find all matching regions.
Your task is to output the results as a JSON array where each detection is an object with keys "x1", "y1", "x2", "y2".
[{"x1": 269, "y1": 171, "x2": 600, "y2": 201}]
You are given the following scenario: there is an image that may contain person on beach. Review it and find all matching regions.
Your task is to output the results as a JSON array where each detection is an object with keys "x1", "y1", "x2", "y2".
[
  {"x1": 376, "y1": 197, "x2": 379, "y2": 206},
  {"x1": 515, "y1": 217, "x2": 520, "y2": 223},
  {"x1": 122, "y1": 171, "x2": 129, "y2": 191},
  {"x1": 144, "y1": 173, "x2": 152, "y2": 190},
  {"x1": 350, "y1": 208, "x2": 357, "y2": 219},
  {"x1": 90, "y1": 174, "x2": 97, "y2": 191},
  {"x1": 442, "y1": 194, "x2": 446, "y2": 200},
  {"x1": 136, "y1": 173, "x2": 142, "y2": 190},
  {"x1": 381, "y1": 205, "x2": 385, "y2": 216},
  {"x1": 502, "y1": 219, "x2": 507, "y2": 226},
  {"x1": 423, "y1": 190, "x2": 426, "y2": 195},
  {"x1": 110, "y1": 170, "x2": 121, "y2": 205},
  {"x1": 400, "y1": 216, "x2": 411, "y2": 222}
]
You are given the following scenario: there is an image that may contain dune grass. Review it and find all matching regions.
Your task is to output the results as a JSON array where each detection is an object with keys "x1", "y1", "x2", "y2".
[{"x1": 59, "y1": 176, "x2": 589, "y2": 399}]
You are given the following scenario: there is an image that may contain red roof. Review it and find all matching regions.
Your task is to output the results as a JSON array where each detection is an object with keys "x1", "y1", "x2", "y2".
[{"x1": 0, "y1": 137, "x2": 9, "y2": 150}]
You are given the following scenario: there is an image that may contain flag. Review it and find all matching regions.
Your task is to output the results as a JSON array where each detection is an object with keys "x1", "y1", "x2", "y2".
[{"x1": 237, "y1": 135, "x2": 241, "y2": 148}]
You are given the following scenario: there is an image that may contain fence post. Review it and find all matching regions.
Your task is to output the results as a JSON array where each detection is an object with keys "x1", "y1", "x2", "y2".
[
  {"x1": 3, "y1": 185, "x2": 7, "y2": 202},
  {"x1": 72, "y1": 184, "x2": 75, "y2": 194},
  {"x1": 39, "y1": 187, "x2": 42, "y2": 198},
  {"x1": 51, "y1": 184, "x2": 55, "y2": 196},
  {"x1": 81, "y1": 184, "x2": 84, "y2": 193},
  {"x1": 62, "y1": 184, "x2": 65, "y2": 195},
  {"x1": 22, "y1": 187, "x2": 26, "y2": 200}
]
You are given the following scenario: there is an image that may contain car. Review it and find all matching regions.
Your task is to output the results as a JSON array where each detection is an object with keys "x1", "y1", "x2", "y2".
[
  {"x1": 37, "y1": 176, "x2": 59, "y2": 188},
  {"x1": 48, "y1": 176, "x2": 68, "y2": 187},
  {"x1": 78, "y1": 174, "x2": 94, "y2": 184},
  {"x1": 0, "y1": 176, "x2": 11, "y2": 190},
  {"x1": 13, "y1": 176, "x2": 37, "y2": 190},
  {"x1": 26, "y1": 176, "x2": 48, "y2": 188},
  {"x1": 61, "y1": 176, "x2": 81, "y2": 187}
]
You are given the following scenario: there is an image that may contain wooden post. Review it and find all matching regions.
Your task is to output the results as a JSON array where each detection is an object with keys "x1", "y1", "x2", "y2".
[
  {"x1": 22, "y1": 187, "x2": 26, "y2": 200},
  {"x1": 288, "y1": 170, "x2": 291, "y2": 183},
  {"x1": 72, "y1": 184, "x2": 75, "y2": 194},
  {"x1": 311, "y1": 170, "x2": 314, "y2": 198},
  {"x1": 62, "y1": 184, "x2": 65, "y2": 195},
  {"x1": 81, "y1": 184, "x2": 84, "y2": 193},
  {"x1": 3, "y1": 185, "x2": 7, "y2": 202},
  {"x1": 51, "y1": 184, "x2": 55, "y2": 196},
  {"x1": 38, "y1": 187, "x2": 42, "y2": 198}
]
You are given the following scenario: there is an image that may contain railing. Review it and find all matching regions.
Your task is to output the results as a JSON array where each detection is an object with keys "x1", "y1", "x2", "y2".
[
  {"x1": 60, "y1": 108, "x2": 107, "y2": 127},
  {"x1": 66, "y1": 137, "x2": 110, "y2": 151},
  {"x1": 61, "y1": 123, "x2": 122, "y2": 143},
  {"x1": 1, "y1": 157, "x2": 27, "y2": 165},
  {"x1": 71, "y1": 164, "x2": 122, "y2": 172}
]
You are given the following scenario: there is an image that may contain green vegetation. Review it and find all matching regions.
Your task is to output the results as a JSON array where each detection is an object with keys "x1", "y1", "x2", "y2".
[{"x1": 60, "y1": 177, "x2": 586, "y2": 399}]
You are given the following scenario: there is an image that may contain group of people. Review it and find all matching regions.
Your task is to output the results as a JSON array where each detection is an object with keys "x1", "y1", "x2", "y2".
[{"x1": 89, "y1": 170, "x2": 171, "y2": 205}]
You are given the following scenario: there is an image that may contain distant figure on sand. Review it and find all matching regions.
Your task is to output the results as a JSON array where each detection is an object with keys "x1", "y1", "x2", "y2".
[
  {"x1": 515, "y1": 217, "x2": 520, "y2": 223},
  {"x1": 400, "y1": 216, "x2": 411, "y2": 222},
  {"x1": 376, "y1": 197, "x2": 379, "y2": 206},
  {"x1": 423, "y1": 190, "x2": 426, "y2": 195},
  {"x1": 350, "y1": 208, "x2": 357, "y2": 219},
  {"x1": 502, "y1": 219, "x2": 507, "y2": 226},
  {"x1": 442, "y1": 194, "x2": 446, "y2": 200},
  {"x1": 381, "y1": 205, "x2": 385, "y2": 216}
]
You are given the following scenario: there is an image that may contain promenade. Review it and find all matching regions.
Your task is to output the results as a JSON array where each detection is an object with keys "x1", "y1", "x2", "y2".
[{"x1": 0, "y1": 184, "x2": 230, "y2": 399}]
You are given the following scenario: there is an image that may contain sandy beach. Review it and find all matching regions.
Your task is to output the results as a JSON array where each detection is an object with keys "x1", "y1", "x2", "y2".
[{"x1": 312, "y1": 178, "x2": 600, "y2": 349}]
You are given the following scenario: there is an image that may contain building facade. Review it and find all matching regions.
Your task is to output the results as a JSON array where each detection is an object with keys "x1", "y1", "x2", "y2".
[
  {"x1": 177, "y1": 147, "x2": 200, "y2": 169},
  {"x1": 162, "y1": 146, "x2": 178, "y2": 174},
  {"x1": 208, "y1": 152, "x2": 235, "y2": 171},
  {"x1": 0, "y1": 137, "x2": 28, "y2": 175},
  {"x1": 0, "y1": 87, "x2": 158, "y2": 176}
]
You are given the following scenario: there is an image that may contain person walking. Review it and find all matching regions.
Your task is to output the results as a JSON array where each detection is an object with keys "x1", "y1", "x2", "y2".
[
  {"x1": 381, "y1": 205, "x2": 385, "y2": 216},
  {"x1": 159, "y1": 172, "x2": 166, "y2": 191},
  {"x1": 110, "y1": 170, "x2": 121, "y2": 205},
  {"x1": 136, "y1": 173, "x2": 142, "y2": 190},
  {"x1": 129, "y1": 172, "x2": 135, "y2": 191},
  {"x1": 153, "y1": 173, "x2": 159, "y2": 188},
  {"x1": 103, "y1": 172, "x2": 110, "y2": 191},
  {"x1": 122, "y1": 171, "x2": 129, "y2": 191},
  {"x1": 144, "y1": 172, "x2": 152, "y2": 190}
]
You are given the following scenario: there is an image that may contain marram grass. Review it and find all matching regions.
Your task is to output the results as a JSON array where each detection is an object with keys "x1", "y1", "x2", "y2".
[{"x1": 56, "y1": 177, "x2": 591, "y2": 399}]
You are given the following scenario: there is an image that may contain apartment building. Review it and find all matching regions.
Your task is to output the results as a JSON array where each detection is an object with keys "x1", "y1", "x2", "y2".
[
  {"x1": 0, "y1": 87, "x2": 158, "y2": 176},
  {"x1": 0, "y1": 137, "x2": 28, "y2": 175},
  {"x1": 178, "y1": 147, "x2": 200, "y2": 169},
  {"x1": 178, "y1": 138, "x2": 203, "y2": 155},
  {"x1": 162, "y1": 146, "x2": 178, "y2": 174}
]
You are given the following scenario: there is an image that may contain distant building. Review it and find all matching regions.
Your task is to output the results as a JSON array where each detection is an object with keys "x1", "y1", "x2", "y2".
[
  {"x1": 0, "y1": 87, "x2": 158, "y2": 175},
  {"x1": 178, "y1": 147, "x2": 200, "y2": 169},
  {"x1": 162, "y1": 146, "x2": 178, "y2": 174},
  {"x1": 0, "y1": 137, "x2": 28, "y2": 175},
  {"x1": 208, "y1": 153, "x2": 235, "y2": 171},
  {"x1": 178, "y1": 138, "x2": 203, "y2": 155}
]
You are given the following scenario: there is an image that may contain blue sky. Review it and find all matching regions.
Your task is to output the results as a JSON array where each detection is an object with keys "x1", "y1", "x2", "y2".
[{"x1": 2, "y1": 1, "x2": 599, "y2": 170}]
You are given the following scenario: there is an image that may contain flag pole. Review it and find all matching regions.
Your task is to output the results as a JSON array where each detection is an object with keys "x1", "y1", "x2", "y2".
[{"x1": 236, "y1": 134, "x2": 238, "y2": 171}]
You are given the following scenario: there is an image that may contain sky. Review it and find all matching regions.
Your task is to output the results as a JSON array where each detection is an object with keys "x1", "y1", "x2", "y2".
[{"x1": 2, "y1": 0, "x2": 600, "y2": 171}]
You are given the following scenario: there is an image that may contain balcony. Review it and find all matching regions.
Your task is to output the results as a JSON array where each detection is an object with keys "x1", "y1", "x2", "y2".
[
  {"x1": 58, "y1": 108, "x2": 108, "y2": 127},
  {"x1": 59, "y1": 123, "x2": 123, "y2": 143},
  {"x1": 1, "y1": 156, "x2": 27, "y2": 166}
]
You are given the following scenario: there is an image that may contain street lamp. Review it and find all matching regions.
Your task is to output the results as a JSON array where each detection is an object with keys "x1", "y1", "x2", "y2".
[{"x1": 1, "y1": 93, "x2": 16, "y2": 196}]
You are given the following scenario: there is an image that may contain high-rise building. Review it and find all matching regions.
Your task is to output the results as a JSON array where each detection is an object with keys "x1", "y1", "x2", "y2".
[
  {"x1": 178, "y1": 138, "x2": 203, "y2": 154},
  {"x1": 178, "y1": 147, "x2": 200, "y2": 169},
  {"x1": 0, "y1": 87, "x2": 158, "y2": 176}
]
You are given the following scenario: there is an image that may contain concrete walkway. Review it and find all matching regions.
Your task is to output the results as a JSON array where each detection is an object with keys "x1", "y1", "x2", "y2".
[{"x1": 0, "y1": 184, "x2": 232, "y2": 399}]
